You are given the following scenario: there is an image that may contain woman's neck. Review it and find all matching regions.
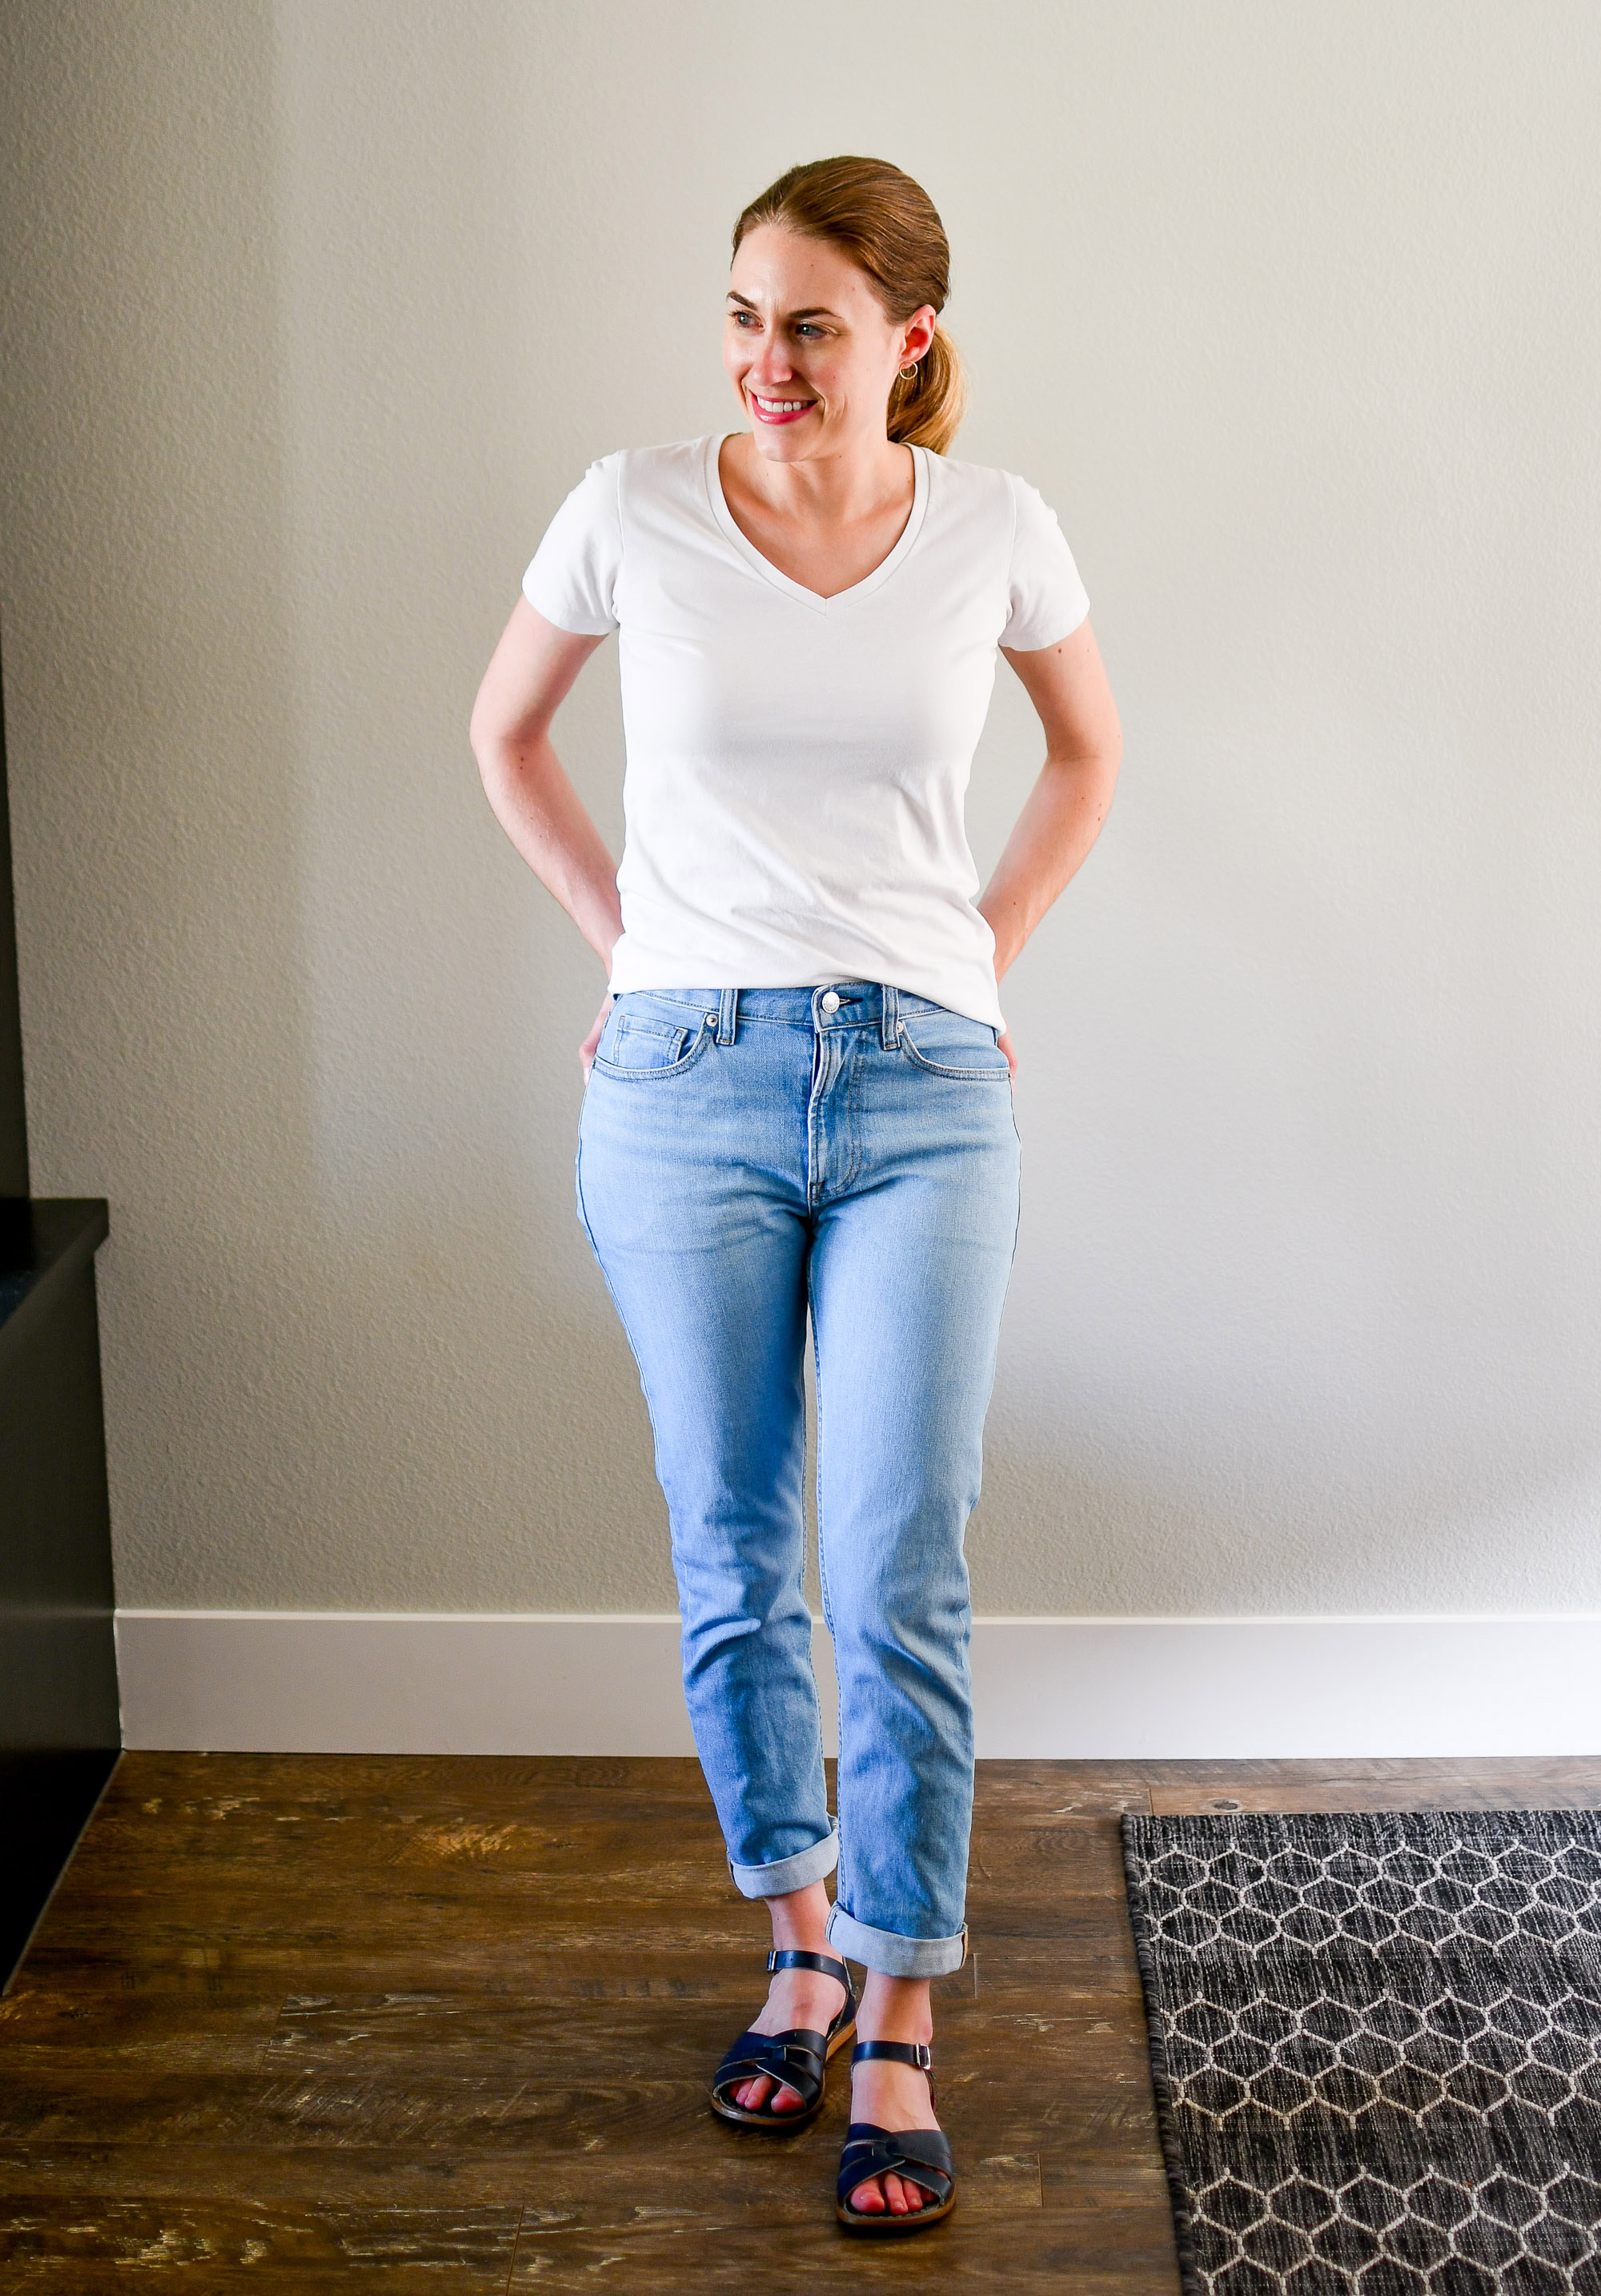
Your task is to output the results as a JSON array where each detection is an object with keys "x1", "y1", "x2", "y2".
[{"x1": 724, "y1": 429, "x2": 913, "y2": 528}]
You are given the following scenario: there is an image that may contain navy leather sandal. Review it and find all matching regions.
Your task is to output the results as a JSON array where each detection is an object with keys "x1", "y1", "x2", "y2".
[
  {"x1": 835, "y1": 2041, "x2": 957, "y2": 2235},
  {"x1": 708, "y1": 1948, "x2": 857, "y2": 2129}
]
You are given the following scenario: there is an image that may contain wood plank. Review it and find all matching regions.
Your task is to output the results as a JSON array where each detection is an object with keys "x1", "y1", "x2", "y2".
[
  {"x1": 1039, "y1": 2146, "x2": 1173, "y2": 2210},
  {"x1": 0, "y1": 2194, "x2": 520, "y2": 2286},
  {"x1": 508, "y1": 2212, "x2": 1181, "y2": 2289},
  {"x1": 967, "y1": 1764, "x2": 1152, "y2": 1819},
  {"x1": 0, "y1": 1983, "x2": 281, "y2": 2061},
  {"x1": 0, "y1": 2142, "x2": 552, "y2": 2210},
  {"x1": 106, "y1": 1751, "x2": 715, "y2": 1800},
  {"x1": 15, "y1": 1933, "x2": 1144, "y2": 2021},
  {"x1": 19, "y1": 1911, "x2": 793, "y2": 1994},
  {"x1": 22, "y1": 1882, "x2": 1135, "y2": 2016},
  {"x1": 105, "y1": 1750, "x2": 1148, "y2": 1802},
  {"x1": 255, "y1": 1993, "x2": 1150, "y2": 2101},
  {"x1": 1142, "y1": 1755, "x2": 1601, "y2": 1814},
  {"x1": 0, "y1": 2135, "x2": 1073, "y2": 2214},
  {"x1": 34, "y1": 1872, "x2": 1133, "y2": 1945},
  {"x1": 0, "y1": 2269, "x2": 498, "y2": 2294},
  {"x1": 0, "y1": 2147, "x2": 1035, "y2": 2219},
  {"x1": 0, "y1": 2120, "x2": 1172, "y2": 2213},
  {"x1": 42, "y1": 1841, "x2": 740, "y2": 1908},
  {"x1": 534, "y1": 2145, "x2": 1042, "y2": 2226},
  {"x1": 0, "y1": 2007, "x2": 1150, "y2": 2154},
  {"x1": 75, "y1": 1789, "x2": 732, "y2": 1857},
  {"x1": 55, "y1": 1816, "x2": 1128, "y2": 1906},
  {"x1": 76, "y1": 1758, "x2": 1138, "y2": 1870}
]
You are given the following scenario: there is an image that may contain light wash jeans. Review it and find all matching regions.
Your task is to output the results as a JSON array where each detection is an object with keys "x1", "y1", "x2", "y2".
[{"x1": 575, "y1": 981, "x2": 1021, "y2": 1977}]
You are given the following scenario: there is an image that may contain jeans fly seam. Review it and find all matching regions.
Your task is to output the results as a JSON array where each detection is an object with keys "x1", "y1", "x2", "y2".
[
  {"x1": 806, "y1": 1026, "x2": 828, "y2": 1205},
  {"x1": 840, "y1": 1026, "x2": 865, "y2": 1194}
]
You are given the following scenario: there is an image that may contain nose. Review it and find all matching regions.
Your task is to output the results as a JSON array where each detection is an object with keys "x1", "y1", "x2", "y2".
[{"x1": 746, "y1": 335, "x2": 795, "y2": 386}]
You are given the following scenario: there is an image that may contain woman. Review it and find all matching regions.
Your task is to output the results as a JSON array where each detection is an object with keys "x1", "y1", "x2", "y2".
[{"x1": 471, "y1": 156, "x2": 1122, "y2": 2236}]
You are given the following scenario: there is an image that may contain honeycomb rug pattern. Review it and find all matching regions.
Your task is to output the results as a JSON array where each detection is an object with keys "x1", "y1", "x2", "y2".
[{"x1": 1120, "y1": 1809, "x2": 1601, "y2": 2294}]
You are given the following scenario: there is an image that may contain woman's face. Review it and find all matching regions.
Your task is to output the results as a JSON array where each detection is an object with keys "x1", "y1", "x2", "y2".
[{"x1": 724, "y1": 224, "x2": 935, "y2": 466}]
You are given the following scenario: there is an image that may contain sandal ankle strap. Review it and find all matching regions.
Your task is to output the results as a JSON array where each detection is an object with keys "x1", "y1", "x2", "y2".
[
  {"x1": 766, "y1": 1948, "x2": 852, "y2": 1985},
  {"x1": 852, "y1": 2038, "x2": 932, "y2": 2069}
]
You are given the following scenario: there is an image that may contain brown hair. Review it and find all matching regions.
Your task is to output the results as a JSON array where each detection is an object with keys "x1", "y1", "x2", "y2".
[{"x1": 732, "y1": 156, "x2": 967, "y2": 456}]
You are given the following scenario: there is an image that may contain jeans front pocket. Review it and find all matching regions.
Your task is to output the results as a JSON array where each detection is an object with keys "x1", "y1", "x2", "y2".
[
  {"x1": 592, "y1": 998, "x2": 712, "y2": 1082},
  {"x1": 897, "y1": 1006, "x2": 1012, "y2": 1082}
]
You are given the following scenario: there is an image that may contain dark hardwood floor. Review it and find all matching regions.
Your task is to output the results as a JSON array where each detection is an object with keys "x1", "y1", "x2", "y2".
[{"x1": 2, "y1": 1752, "x2": 1598, "y2": 2289}]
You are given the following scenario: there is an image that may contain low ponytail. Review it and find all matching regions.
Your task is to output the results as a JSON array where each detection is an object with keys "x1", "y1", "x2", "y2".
[{"x1": 733, "y1": 157, "x2": 968, "y2": 456}]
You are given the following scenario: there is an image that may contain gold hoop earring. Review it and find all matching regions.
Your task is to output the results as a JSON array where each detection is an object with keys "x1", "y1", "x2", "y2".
[{"x1": 897, "y1": 363, "x2": 919, "y2": 381}]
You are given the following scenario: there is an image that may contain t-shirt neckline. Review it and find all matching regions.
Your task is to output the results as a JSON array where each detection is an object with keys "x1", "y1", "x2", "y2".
[{"x1": 703, "y1": 433, "x2": 930, "y2": 614}]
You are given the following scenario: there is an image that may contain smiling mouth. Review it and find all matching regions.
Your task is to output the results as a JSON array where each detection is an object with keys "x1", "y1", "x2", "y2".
[{"x1": 748, "y1": 389, "x2": 817, "y2": 424}]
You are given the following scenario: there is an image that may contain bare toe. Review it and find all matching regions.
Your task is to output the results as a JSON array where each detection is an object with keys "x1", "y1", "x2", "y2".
[
  {"x1": 771, "y1": 2081, "x2": 805, "y2": 2113},
  {"x1": 850, "y1": 2178, "x2": 887, "y2": 2214}
]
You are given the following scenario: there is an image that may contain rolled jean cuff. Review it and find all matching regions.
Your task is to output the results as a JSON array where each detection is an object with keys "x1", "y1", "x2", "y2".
[
  {"x1": 827, "y1": 1904, "x2": 969, "y2": 1978},
  {"x1": 728, "y1": 1821, "x2": 839, "y2": 1900}
]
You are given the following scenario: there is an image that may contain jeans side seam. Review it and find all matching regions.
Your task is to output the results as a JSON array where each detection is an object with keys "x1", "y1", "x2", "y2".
[
  {"x1": 809, "y1": 1271, "x2": 834, "y2": 1648},
  {"x1": 576, "y1": 1128, "x2": 673, "y2": 1546},
  {"x1": 807, "y1": 1261, "x2": 839, "y2": 1907}
]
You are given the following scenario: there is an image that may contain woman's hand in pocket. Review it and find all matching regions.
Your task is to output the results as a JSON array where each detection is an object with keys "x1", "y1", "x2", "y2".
[
  {"x1": 997, "y1": 1023, "x2": 1017, "y2": 1080},
  {"x1": 580, "y1": 993, "x2": 614, "y2": 1081}
]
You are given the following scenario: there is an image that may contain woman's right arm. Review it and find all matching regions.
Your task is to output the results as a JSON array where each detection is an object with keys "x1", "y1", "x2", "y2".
[{"x1": 469, "y1": 597, "x2": 620, "y2": 1068}]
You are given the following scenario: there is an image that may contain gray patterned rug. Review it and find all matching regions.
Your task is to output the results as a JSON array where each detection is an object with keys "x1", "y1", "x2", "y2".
[{"x1": 1121, "y1": 1809, "x2": 1601, "y2": 2294}]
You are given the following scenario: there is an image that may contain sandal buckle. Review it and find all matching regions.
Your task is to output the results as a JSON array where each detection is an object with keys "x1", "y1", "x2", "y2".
[{"x1": 913, "y1": 2042, "x2": 933, "y2": 2069}]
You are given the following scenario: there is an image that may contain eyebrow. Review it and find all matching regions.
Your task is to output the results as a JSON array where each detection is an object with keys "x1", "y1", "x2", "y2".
[{"x1": 726, "y1": 291, "x2": 841, "y2": 321}]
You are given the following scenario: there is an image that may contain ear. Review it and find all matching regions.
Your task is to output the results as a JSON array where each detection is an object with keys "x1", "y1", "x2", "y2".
[{"x1": 898, "y1": 304, "x2": 938, "y2": 367}]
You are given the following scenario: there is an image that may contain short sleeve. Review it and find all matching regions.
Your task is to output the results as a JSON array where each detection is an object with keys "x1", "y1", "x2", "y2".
[
  {"x1": 521, "y1": 456, "x2": 623, "y2": 636},
  {"x1": 998, "y1": 473, "x2": 1090, "y2": 652}
]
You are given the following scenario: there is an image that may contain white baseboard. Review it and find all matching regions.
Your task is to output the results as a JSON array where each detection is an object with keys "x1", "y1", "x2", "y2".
[{"x1": 113, "y1": 1611, "x2": 1601, "y2": 1760}]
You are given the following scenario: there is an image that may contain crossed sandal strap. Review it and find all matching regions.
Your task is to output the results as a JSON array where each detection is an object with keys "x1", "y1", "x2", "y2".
[
  {"x1": 837, "y1": 2122, "x2": 956, "y2": 2211},
  {"x1": 712, "y1": 2026, "x2": 829, "y2": 2112},
  {"x1": 710, "y1": 1950, "x2": 857, "y2": 2119}
]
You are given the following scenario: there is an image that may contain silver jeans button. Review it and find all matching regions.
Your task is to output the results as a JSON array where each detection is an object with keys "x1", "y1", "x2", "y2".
[{"x1": 820, "y1": 990, "x2": 841, "y2": 1013}]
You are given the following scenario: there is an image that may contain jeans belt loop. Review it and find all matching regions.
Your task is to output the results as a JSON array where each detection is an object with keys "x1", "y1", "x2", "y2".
[
  {"x1": 880, "y1": 981, "x2": 900, "y2": 1050},
  {"x1": 716, "y1": 988, "x2": 739, "y2": 1045}
]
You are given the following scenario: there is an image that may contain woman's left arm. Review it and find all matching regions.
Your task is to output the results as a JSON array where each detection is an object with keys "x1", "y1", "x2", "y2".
[{"x1": 981, "y1": 618, "x2": 1122, "y2": 1068}]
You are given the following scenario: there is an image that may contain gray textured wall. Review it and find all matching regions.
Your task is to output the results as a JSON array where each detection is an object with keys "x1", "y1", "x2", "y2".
[{"x1": 2, "y1": 1, "x2": 1598, "y2": 1615}]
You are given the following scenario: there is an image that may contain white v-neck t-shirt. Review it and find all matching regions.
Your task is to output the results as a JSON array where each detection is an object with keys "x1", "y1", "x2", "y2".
[{"x1": 522, "y1": 434, "x2": 1089, "y2": 1030}]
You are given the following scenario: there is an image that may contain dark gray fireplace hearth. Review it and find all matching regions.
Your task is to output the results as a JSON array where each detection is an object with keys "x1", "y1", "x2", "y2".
[{"x1": 0, "y1": 628, "x2": 118, "y2": 1989}]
